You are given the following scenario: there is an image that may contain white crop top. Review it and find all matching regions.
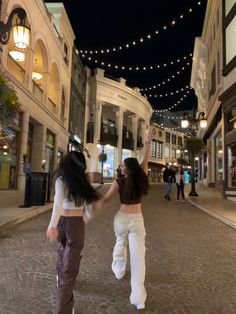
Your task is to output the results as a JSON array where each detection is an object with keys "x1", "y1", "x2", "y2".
[{"x1": 48, "y1": 177, "x2": 91, "y2": 228}]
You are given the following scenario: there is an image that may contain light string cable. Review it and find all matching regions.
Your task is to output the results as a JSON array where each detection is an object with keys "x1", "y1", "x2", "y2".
[
  {"x1": 149, "y1": 89, "x2": 193, "y2": 112},
  {"x1": 79, "y1": 1, "x2": 202, "y2": 55},
  {"x1": 140, "y1": 60, "x2": 191, "y2": 91},
  {"x1": 81, "y1": 52, "x2": 192, "y2": 72},
  {"x1": 152, "y1": 121, "x2": 191, "y2": 135},
  {"x1": 144, "y1": 85, "x2": 192, "y2": 100}
]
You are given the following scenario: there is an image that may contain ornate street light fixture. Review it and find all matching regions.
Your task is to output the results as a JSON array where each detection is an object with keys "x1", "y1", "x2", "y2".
[
  {"x1": 0, "y1": 5, "x2": 30, "y2": 50},
  {"x1": 180, "y1": 112, "x2": 206, "y2": 197},
  {"x1": 181, "y1": 111, "x2": 207, "y2": 131}
]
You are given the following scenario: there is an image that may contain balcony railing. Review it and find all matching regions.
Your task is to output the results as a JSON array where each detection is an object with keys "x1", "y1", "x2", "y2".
[
  {"x1": 32, "y1": 81, "x2": 44, "y2": 103},
  {"x1": 47, "y1": 98, "x2": 58, "y2": 116},
  {"x1": 7, "y1": 54, "x2": 25, "y2": 84},
  {"x1": 122, "y1": 130, "x2": 134, "y2": 150},
  {"x1": 101, "y1": 124, "x2": 118, "y2": 146}
]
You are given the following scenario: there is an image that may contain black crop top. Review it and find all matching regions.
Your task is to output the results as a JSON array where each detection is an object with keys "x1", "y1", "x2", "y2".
[{"x1": 116, "y1": 177, "x2": 141, "y2": 205}]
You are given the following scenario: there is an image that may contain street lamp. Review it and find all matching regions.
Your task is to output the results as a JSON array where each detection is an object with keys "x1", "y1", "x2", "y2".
[
  {"x1": 0, "y1": 3, "x2": 30, "y2": 50},
  {"x1": 181, "y1": 111, "x2": 207, "y2": 132},
  {"x1": 181, "y1": 111, "x2": 207, "y2": 197}
]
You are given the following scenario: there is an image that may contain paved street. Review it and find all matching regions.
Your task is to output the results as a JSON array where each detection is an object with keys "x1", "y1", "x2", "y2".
[{"x1": 1, "y1": 184, "x2": 236, "y2": 314}]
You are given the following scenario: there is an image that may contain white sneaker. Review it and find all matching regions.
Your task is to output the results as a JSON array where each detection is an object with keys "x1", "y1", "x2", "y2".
[
  {"x1": 131, "y1": 301, "x2": 145, "y2": 310},
  {"x1": 137, "y1": 304, "x2": 145, "y2": 310},
  {"x1": 111, "y1": 261, "x2": 126, "y2": 280}
]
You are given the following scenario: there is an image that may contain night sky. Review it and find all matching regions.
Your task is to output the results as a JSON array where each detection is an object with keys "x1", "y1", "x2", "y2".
[{"x1": 45, "y1": 0, "x2": 207, "y2": 112}]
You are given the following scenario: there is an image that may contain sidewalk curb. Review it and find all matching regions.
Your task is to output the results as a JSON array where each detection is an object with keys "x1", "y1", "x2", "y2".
[
  {"x1": 187, "y1": 198, "x2": 236, "y2": 231},
  {"x1": 0, "y1": 184, "x2": 105, "y2": 231},
  {"x1": 0, "y1": 204, "x2": 52, "y2": 231}
]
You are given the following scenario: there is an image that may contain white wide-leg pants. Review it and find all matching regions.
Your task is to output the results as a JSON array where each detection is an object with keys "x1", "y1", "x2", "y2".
[{"x1": 112, "y1": 211, "x2": 147, "y2": 308}]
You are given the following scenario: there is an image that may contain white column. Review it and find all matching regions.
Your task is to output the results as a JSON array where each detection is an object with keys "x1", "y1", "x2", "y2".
[
  {"x1": 17, "y1": 112, "x2": 30, "y2": 193},
  {"x1": 43, "y1": 72, "x2": 50, "y2": 106},
  {"x1": 132, "y1": 114, "x2": 138, "y2": 157},
  {"x1": 116, "y1": 107, "x2": 124, "y2": 168},
  {"x1": 93, "y1": 101, "x2": 103, "y2": 145},
  {"x1": 24, "y1": 48, "x2": 34, "y2": 90}
]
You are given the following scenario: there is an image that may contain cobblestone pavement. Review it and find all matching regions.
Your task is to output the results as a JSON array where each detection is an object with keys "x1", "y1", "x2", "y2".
[{"x1": 1, "y1": 184, "x2": 236, "y2": 314}]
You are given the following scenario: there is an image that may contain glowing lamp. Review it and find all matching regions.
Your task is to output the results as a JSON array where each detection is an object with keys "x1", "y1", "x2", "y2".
[
  {"x1": 13, "y1": 24, "x2": 30, "y2": 49},
  {"x1": 32, "y1": 72, "x2": 43, "y2": 80},
  {"x1": 181, "y1": 119, "x2": 189, "y2": 128},
  {"x1": 9, "y1": 50, "x2": 25, "y2": 61},
  {"x1": 199, "y1": 118, "x2": 207, "y2": 129}
]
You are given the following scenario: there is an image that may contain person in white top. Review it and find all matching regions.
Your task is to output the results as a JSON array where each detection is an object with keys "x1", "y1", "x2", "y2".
[
  {"x1": 175, "y1": 168, "x2": 186, "y2": 202},
  {"x1": 47, "y1": 151, "x2": 100, "y2": 314}
]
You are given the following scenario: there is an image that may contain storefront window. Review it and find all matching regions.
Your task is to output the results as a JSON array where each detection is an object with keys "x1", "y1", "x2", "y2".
[
  {"x1": 228, "y1": 143, "x2": 236, "y2": 187},
  {"x1": 0, "y1": 127, "x2": 18, "y2": 189},
  {"x1": 165, "y1": 146, "x2": 170, "y2": 158},
  {"x1": 122, "y1": 149, "x2": 132, "y2": 161},
  {"x1": 204, "y1": 151, "x2": 208, "y2": 179},
  {"x1": 99, "y1": 145, "x2": 115, "y2": 178},
  {"x1": 226, "y1": 107, "x2": 236, "y2": 132},
  {"x1": 45, "y1": 130, "x2": 55, "y2": 173},
  {"x1": 226, "y1": 15, "x2": 236, "y2": 64},
  {"x1": 26, "y1": 123, "x2": 33, "y2": 163},
  {"x1": 215, "y1": 132, "x2": 223, "y2": 182}
]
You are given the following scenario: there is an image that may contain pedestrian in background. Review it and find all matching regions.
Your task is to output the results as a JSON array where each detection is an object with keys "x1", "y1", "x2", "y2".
[
  {"x1": 116, "y1": 164, "x2": 122, "y2": 178},
  {"x1": 47, "y1": 151, "x2": 100, "y2": 314},
  {"x1": 97, "y1": 128, "x2": 154, "y2": 310},
  {"x1": 163, "y1": 164, "x2": 175, "y2": 201},
  {"x1": 175, "y1": 168, "x2": 186, "y2": 202}
]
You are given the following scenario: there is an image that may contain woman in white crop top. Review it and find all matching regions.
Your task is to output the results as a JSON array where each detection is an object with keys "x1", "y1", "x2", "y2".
[{"x1": 47, "y1": 151, "x2": 100, "y2": 314}]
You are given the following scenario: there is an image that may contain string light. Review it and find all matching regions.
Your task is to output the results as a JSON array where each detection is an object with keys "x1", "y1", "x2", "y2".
[
  {"x1": 148, "y1": 90, "x2": 192, "y2": 112},
  {"x1": 140, "y1": 61, "x2": 191, "y2": 91},
  {"x1": 152, "y1": 121, "x2": 191, "y2": 135},
  {"x1": 144, "y1": 85, "x2": 191, "y2": 100},
  {"x1": 79, "y1": 2, "x2": 202, "y2": 55},
  {"x1": 81, "y1": 53, "x2": 192, "y2": 72}
]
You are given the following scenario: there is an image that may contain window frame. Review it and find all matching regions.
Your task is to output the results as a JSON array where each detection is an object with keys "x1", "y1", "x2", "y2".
[{"x1": 222, "y1": 0, "x2": 236, "y2": 75}]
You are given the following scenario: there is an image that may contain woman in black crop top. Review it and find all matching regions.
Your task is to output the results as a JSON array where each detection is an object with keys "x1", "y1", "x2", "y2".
[{"x1": 97, "y1": 128, "x2": 154, "y2": 310}]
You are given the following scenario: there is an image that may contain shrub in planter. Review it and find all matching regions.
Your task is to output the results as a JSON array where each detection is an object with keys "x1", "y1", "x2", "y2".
[{"x1": 0, "y1": 75, "x2": 21, "y2": 127}]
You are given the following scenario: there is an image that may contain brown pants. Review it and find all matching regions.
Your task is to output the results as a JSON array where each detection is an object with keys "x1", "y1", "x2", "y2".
[{"x1": 55, "y1": 216, "x2": 85, "y2": 314}]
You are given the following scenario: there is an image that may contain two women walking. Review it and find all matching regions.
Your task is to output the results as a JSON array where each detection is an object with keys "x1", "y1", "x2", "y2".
[{"x1": 47, "y1": 128, "x2": 154, "y2": 313}]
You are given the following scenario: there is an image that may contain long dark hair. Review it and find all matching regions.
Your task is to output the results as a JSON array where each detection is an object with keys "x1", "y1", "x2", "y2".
[
  {"x1": 57, "y1": 151, "x2": 100, "y2": 206},
  {"x1": 123, "y1": 157, "x2": 149, "y2": 201}
]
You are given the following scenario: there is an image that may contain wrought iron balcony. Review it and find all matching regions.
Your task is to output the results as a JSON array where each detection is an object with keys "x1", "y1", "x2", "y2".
[
  {"x1": 122, "y1": 130, "x2": 134, "y2": 150},
  {"x1": 100, "y1": 124, "x2": 118, "y2": 146}
]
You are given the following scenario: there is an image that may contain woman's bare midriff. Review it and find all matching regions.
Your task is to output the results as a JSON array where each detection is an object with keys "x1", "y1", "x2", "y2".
[
  {"x1": 120, "y1": 203, "x2": 142, "y2": 214},
  {"x1": 62, "y1": 208, "x2": 84, "y2": 217}
]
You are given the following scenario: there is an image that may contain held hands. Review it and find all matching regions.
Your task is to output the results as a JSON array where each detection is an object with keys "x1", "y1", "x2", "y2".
[{"x1": 47, "y1": 227, "x2": 58, "y2": 242}]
